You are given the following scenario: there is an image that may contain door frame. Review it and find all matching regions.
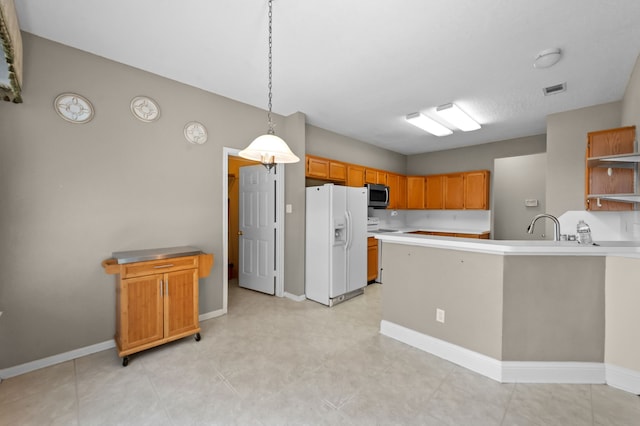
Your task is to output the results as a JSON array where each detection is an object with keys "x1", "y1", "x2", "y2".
[{"x1": 222, "y1": 147, "x2": 285, "y2": 312}]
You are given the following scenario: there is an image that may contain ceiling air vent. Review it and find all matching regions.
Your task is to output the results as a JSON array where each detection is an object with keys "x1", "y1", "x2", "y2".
[{"x1": 543, "y1": 82, "x2": 566, "y2": 96}]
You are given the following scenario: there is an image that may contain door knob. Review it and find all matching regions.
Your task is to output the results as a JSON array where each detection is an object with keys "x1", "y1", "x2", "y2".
[{"x1": 238, "y1": 231, "x2": 243, "y2": 236}]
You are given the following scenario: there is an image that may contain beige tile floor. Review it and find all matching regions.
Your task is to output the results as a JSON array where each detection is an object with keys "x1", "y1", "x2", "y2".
[{"x1": 1, "y1": 281, "x2": 640, "y2": 425}]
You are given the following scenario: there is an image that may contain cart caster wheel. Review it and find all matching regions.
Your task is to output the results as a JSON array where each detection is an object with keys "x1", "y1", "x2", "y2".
[
  {"x1": 122, "y1": 356, "x2": 129, "y2": 367},
  {"x1": 194, "y1": 333, "x2": 201, "y2": 342}
]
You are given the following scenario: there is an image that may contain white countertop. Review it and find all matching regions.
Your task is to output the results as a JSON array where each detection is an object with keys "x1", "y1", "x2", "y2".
[{"x1": 375, "y1": 233, "x2": 640, "y2": 256}]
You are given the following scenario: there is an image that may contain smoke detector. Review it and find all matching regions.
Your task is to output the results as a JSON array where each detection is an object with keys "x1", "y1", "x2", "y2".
[{"x1": 534, "y1": 48, "x2": 562, "y2": 69}]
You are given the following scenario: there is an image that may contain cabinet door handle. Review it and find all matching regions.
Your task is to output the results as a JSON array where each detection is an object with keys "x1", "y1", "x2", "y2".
[
  {"x1": 165, "y1": 279, "x2": 168, "y2": 297},
  {"x1": 153, "y1": 264, "x2": 174, "y2": 269},
  {"x1": 159, "y1": 280, "x2": 163, "y2": 297}
]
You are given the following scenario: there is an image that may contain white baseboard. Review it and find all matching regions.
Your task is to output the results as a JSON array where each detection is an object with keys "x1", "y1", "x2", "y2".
[
  {"x1": 0, "y1": 340, "x2": 115, "y2": 380},
  {"x1": 285, "y1": 292, "x2": 306, "y2": 302},
  {"x1": 1, "y1": 310, "x2": 226, "y2": 380},
  {"x1": 502, "y1": 361, "x2": 605, "y2": 384},
  {"x1": 380, "y1": 320, "x2": 502, "y2": 381},
  {"x1": 380, "y1": 320, "x2": 606, "y2": 385},
  {"x1": 606, "y1": 364, "x2": 640, "y2": 394},
  {"x1": 199, "y1": 308, "x2": 226, "y2": 321}
]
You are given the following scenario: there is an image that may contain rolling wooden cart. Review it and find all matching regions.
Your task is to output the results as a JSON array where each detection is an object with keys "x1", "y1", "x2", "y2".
[{"x1": 102, "y1": 246, "x2": 213, "y2": 366}]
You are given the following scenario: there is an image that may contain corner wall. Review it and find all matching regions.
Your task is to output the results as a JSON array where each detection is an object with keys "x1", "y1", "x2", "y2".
[{"x1": 0, "y1": 33, "x2": 306, "y2": 369}]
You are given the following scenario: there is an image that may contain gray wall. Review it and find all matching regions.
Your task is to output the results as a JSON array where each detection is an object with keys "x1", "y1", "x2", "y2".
[
  {"x1": 503, "y1": 256, "x2": 605, "y2": 362},
  {"x1": 545, "y1": 102, "x2": 622, "y2": 216},
  {"x1": 306, "y1": 125, "x2": 406, "y2": 174},
  {"x1": 0, "y1": 33, "x2": 306, "y2": 368},
  {"x1": 493, "y1": 153, "x2": 547, "y2": 240},
  {"x1": 622, "y1": 54, "x2": 640, "y2": 129},
  {"x1": 382, "y1": 244, "x2": 504, "y2": 360},
  {"x1": 406, "y1": 134, "x2": 546, "y2": 175}
]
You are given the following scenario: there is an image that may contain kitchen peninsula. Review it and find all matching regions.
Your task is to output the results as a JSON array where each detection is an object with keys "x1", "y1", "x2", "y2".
[{"x1": 376, "y1": 233, "x2": 640, "y2": 394}]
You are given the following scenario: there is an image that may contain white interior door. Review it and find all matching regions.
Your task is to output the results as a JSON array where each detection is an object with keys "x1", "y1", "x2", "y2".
[{"x1": 238, "y1": 165, "x2": 276, "y2": 294}]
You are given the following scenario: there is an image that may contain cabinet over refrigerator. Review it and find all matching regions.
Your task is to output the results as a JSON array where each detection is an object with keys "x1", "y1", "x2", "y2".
[{"x1": 305, "y1": 184, "x2": 367, "y2": 306}]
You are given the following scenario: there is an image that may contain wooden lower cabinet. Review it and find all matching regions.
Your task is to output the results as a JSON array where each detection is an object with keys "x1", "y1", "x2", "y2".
[
  {"x1": 103, "y1": 252, "x2": 213, "y2": 366},
  {"x1": 367, "y1": 237, "x2": 378, "y2": 283}
]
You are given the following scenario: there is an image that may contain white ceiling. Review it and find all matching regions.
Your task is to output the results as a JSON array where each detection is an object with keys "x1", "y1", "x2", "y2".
[{"x1": 13, "y1": 0, "x2": 640, "y2": 155}]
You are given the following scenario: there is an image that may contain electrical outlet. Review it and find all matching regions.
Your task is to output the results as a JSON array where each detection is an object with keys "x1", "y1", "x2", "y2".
[{"x1": 436, "y1": 308, "x2": 445, "y2": 323}]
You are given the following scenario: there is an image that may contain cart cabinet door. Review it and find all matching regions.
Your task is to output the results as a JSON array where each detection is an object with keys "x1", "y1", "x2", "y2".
[
  {"x1": 120, "y1": 275, "x2": 164, "y2": 350},
  {"x1": 164, "y1": 269, "x2": 199, "y2": 338}
]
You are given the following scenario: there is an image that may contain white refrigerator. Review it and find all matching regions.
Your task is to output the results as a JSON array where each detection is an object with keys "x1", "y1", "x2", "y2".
[{"x1": 305, "y1": 184, "x2": 368, "y2": 306}]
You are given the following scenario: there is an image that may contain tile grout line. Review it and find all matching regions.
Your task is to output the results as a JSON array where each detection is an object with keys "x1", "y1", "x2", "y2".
[
  {"x1": 73, "y1": 359, "x2": 80, "y2": 425},
  {"x1": 142, "y1": 357, "x2": 177, "y2": 426},
  {"x1": 498, "y1": 381, "x2": 517, "y2": 426},
  {"x1": 589, "y1": 384, "x2": 595, "y2": 426}
]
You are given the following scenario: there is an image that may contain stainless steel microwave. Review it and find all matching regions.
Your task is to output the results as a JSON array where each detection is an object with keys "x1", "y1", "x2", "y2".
[{"x1": 365, "y1": 183, "x2": 389, "y2": 208}]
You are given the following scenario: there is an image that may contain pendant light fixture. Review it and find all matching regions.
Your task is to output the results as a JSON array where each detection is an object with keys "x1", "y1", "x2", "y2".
[{"x1": 239, "y1": 0, "x2": 299, "y2": 171}]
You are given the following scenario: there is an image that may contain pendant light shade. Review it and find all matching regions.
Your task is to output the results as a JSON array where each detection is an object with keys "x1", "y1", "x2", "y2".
[
  {"x1": 239, "y1": 0, "x2": 299, "y2": 170},
  {"x1": 238, "y1": 133, "x2": 300, "y2": 165}
]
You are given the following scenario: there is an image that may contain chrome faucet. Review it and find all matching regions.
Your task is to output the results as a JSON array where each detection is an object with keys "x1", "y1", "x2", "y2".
[{"x1": 527, "y1": 213, "x2": 561, "y2": 241}]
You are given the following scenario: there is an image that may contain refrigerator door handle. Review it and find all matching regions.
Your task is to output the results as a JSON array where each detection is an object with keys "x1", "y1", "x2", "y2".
[{"x1": 345, "y1": 210, "x2": 352, "y2": 251}]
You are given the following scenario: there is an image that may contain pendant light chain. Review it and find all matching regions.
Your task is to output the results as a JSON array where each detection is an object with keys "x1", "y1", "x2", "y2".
[{"x1": 267, "y1": 0, "x2": 275, "y2": 135}]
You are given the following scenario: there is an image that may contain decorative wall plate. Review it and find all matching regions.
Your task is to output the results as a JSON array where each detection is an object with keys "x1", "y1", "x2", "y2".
[
  {"x1": 184, "y1": 121, "x2": 208, "y2": 144},
  {"x1": 130, "y1": 96, "x2": 160, "y2": 122},
  {"x1": 54, "y1": 93, "x2": 94, "y2": 123}
]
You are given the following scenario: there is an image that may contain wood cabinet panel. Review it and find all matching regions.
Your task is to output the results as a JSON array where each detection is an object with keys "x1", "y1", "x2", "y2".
[
  {"x1": 387, "y1": 174, "x2": 407, "y2": 209},
  {"x1": 347, "y1": 165, "x2": 365, "y2": 187},
  {"x1": 367, "y1": 237, "x2": 378, "y2": 283},
  {"x1": 407, "y1": 176, "x2": 425, "y2": 209},
  {"x1": 165, "y1": 269, "x2": 199, "y2": 338},
  {"x1": 305, "y1": 155, "x2": 347, "y2": 182},
  {"x1": 397, "y1": 175, "x2": 407, "y2": 209},
  {"x1": 121, "y1": 275, "x2": 164, "y2": 350},
  {"x1": 586, "y1": 126, "x2": 636, "y2": 211},
  {"x1": 425, "y1": 175, "x2": 444, "y2": 209},
  {"x1": 306, "y1": 156, "x2": 329, "y2": 179},
  {"x1": 365, "y1": 169, "x2": 378, "y2": 184},
  {"x1": 444, "y1": 174, "x2": 464, "y2": 209},
  {"x1": 329, "y1": 161, "x2": 346, "y2": 181},
  {"x1": 464, "y1": 170, "x2": 489, "y2": 209}
]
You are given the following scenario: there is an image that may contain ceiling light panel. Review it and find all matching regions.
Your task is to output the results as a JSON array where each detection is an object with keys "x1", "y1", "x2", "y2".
[
  {"x1": 435, "y1": 103, "x2": 481, "y2": 132},
  {"x1": 405, "y1": 112, "x2": 453, "y2": 137}
]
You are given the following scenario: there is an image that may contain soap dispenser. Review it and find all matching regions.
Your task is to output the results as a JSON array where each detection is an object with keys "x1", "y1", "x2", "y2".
[{"x1": 576, "y1": 220, "x2": 592, "y2": 244}]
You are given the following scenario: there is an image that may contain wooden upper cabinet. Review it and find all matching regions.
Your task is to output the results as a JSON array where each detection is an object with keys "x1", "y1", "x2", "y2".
[
  {"x1": 305, "y1": 155, "x2": 346, "y2": 182},
  {"x1": 407, "y1": 176, "x2": 425, "y2": 209},
  {"x1": 387, "y1": 173, "x2": 404, "y2": 209},
  {"x1": 364, "y1": 168, "x2": 378, "y2": 184},
  {"x1": 396, "y1": 175, "x2": 407, "y2": 209},
  {"x1": 444, "y1": 173, "x2": 464, "y2": 209},
  {"x1": 329, "y1": 161, "x2": 346, "y2": 181},
  {"x1": 425, "y1": 175, "x2": 444, "y2": 209},
  {"x1": 306, "y1": 156, "x2": 329, "y2": 179},
  {"x1": 363, "y1": 168, "x2": 388, "y2": 185},
  {"x1": 346, "y1": 164, "x2": 365, "y2": 187},
  {"x1": 586, "y1": 126, "x2": 636, "y2": 211},
  {"x1": 464, "y1": 170, "x2": 490, "y2": 210},
  {"x1": 587, "y1": 126, "x2": 635, "y2": 157}
]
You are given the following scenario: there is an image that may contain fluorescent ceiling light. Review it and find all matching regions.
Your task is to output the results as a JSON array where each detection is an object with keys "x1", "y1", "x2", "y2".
[
  {"x1": 405, "y1": 112, "x2": 452, "y2": 137},
  {"x1": 435, "y1": 103, "x2": 481, "y2": 132}
]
